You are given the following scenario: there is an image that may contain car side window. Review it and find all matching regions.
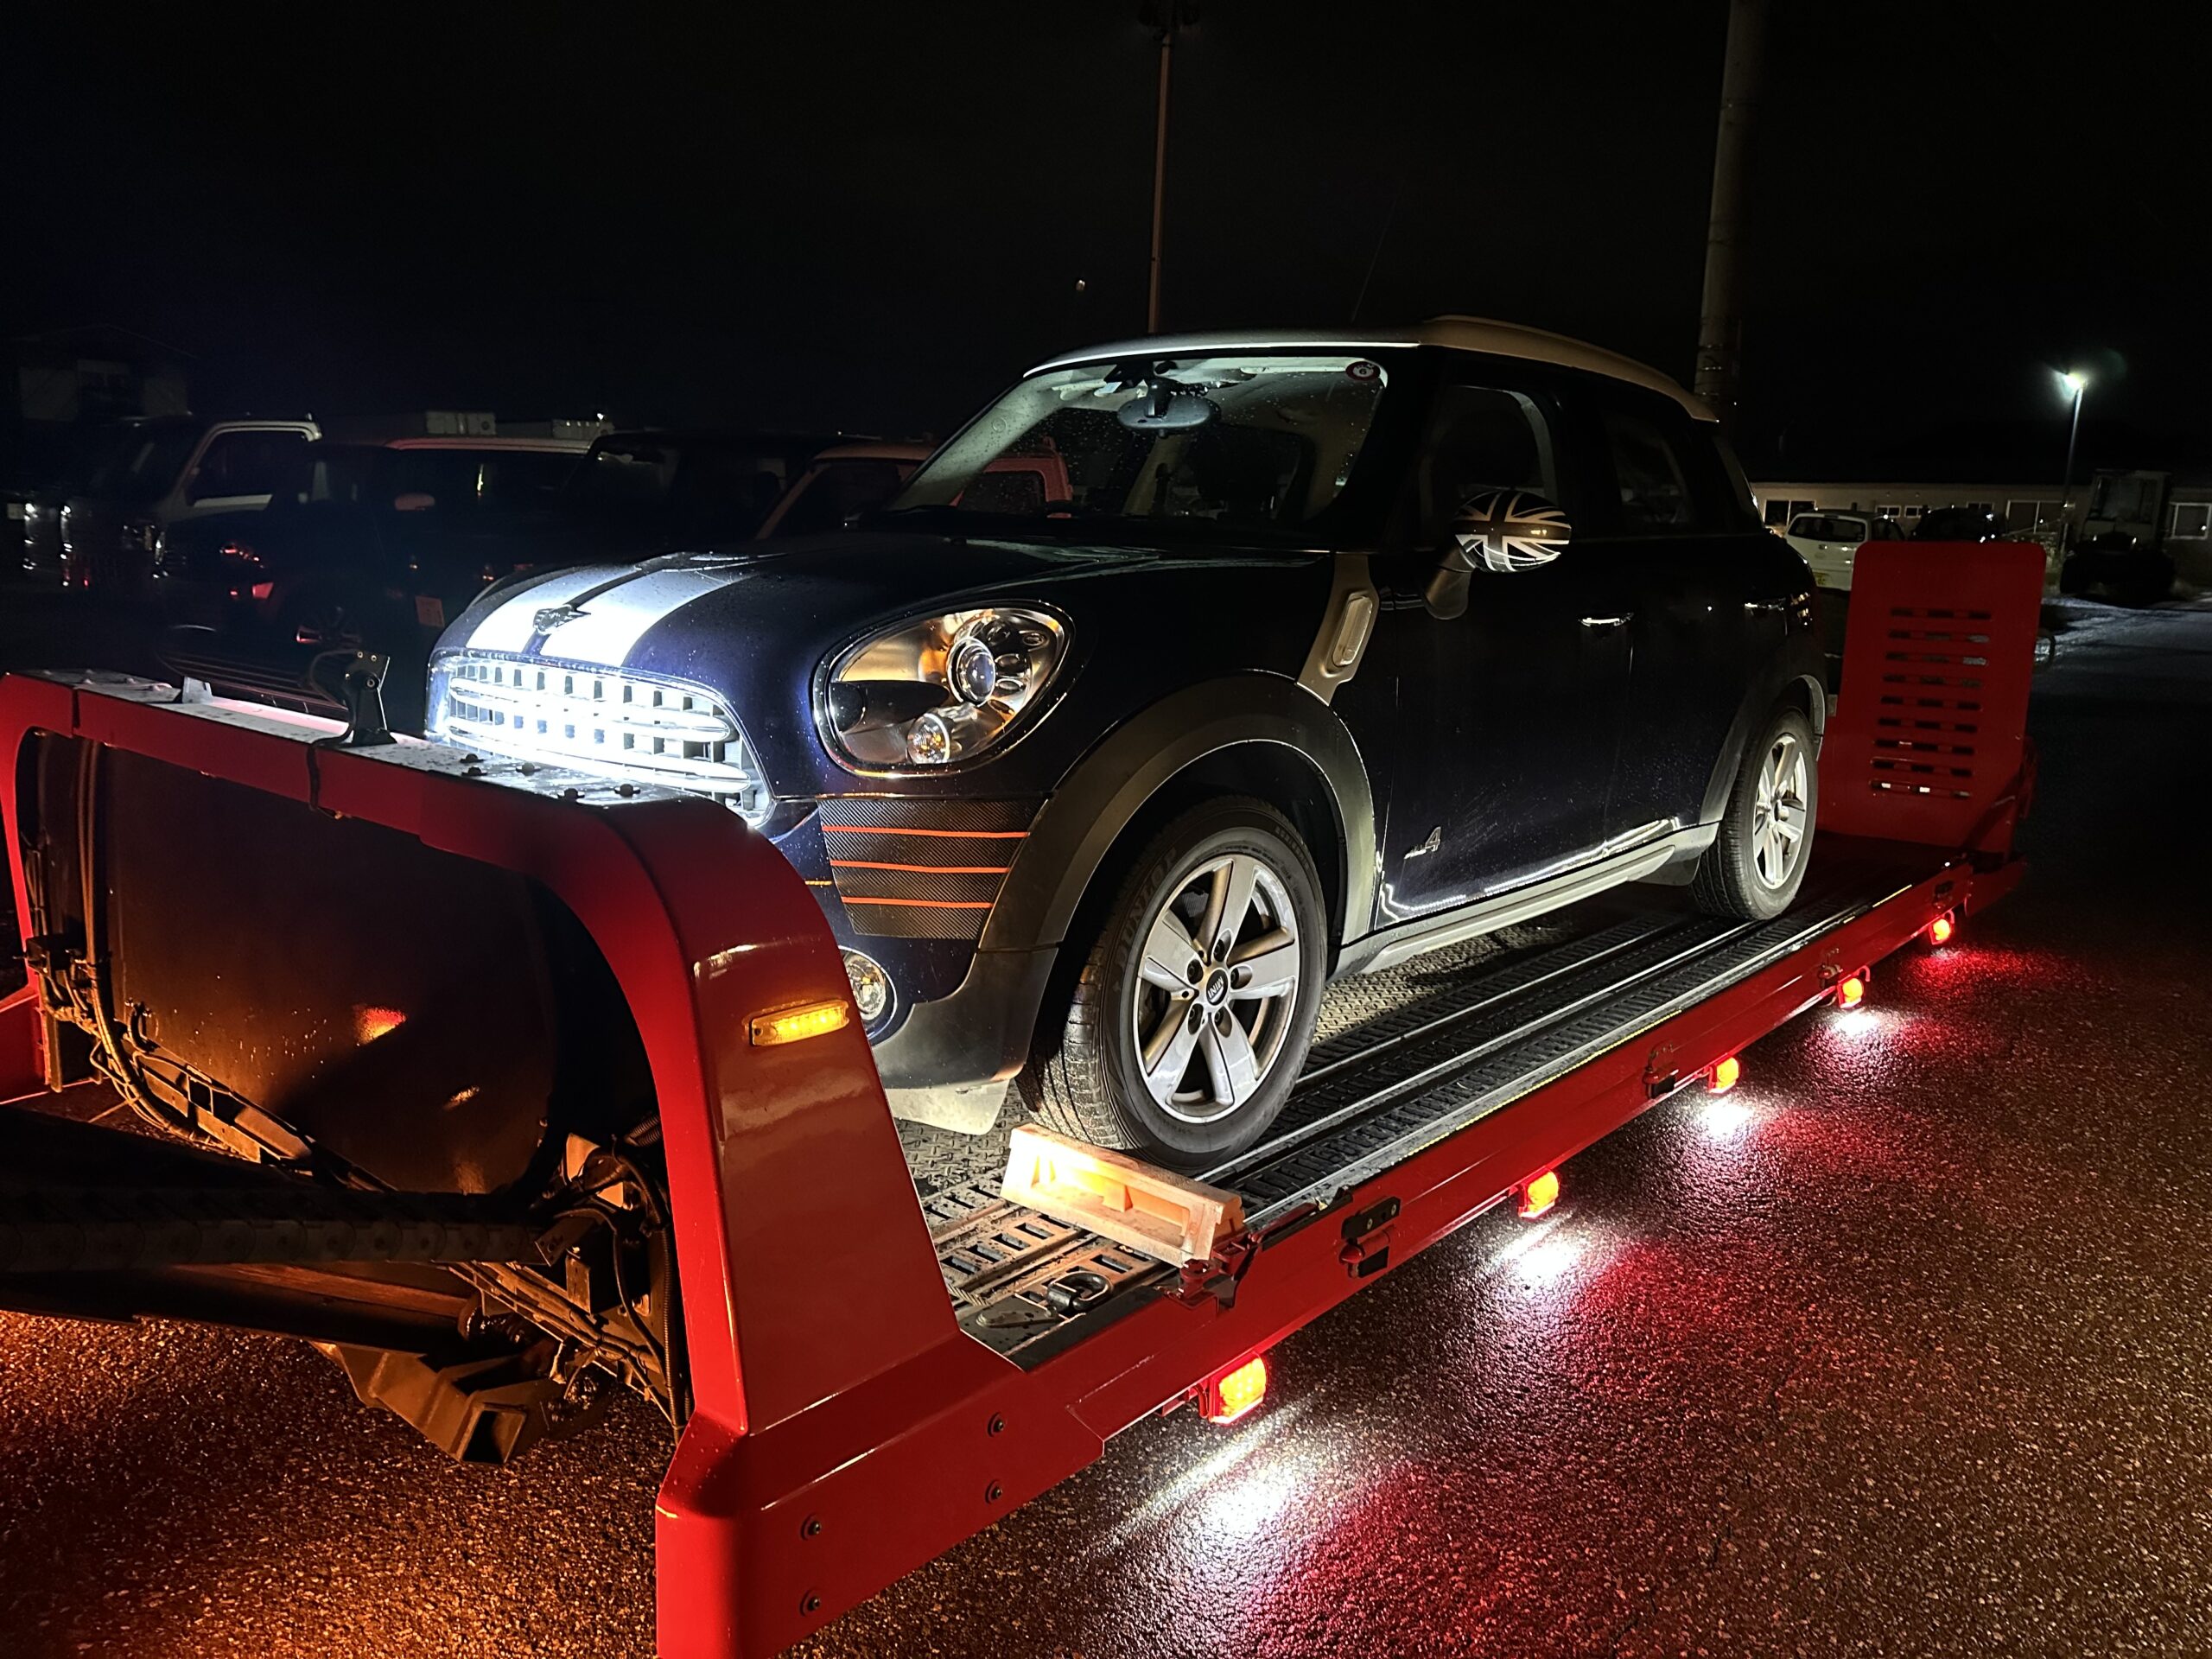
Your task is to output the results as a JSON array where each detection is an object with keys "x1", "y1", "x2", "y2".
[
  {"x1": 188, "y1": 429, "x2": 310, "y2": 502},
  {"x1": 1599, "y1": 407, "x2": 1700, "y2": 531},
  {"x1": 1412, "y1": 383, "x2": 1561, "y2": 547}
]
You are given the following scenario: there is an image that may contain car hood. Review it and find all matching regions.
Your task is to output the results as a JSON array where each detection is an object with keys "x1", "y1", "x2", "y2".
[
  {"x1": 436, "y1": 531, "x2": 1165, "y2": 673},
  {"x1": 429, "y1": 529, "x2": 1330, "y2": 798}
]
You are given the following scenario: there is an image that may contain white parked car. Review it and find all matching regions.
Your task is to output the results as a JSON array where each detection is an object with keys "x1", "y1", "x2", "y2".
[{"x1": 1783, "y1": 510, "x2": 1907, "y2": 591}]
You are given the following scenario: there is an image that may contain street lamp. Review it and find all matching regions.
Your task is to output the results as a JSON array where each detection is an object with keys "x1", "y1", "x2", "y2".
[{"x1": 2058, "y1": 370, "x2": 2088, "y2": 542}]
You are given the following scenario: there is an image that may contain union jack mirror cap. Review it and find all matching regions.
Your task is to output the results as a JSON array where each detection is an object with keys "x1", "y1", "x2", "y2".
[{"x1": 1452, "y1": 488, "x2": 1572, "y2": 573}]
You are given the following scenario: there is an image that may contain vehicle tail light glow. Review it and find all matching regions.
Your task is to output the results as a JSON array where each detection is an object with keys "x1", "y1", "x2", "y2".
[
  {"x1": 1836, "y1": 972, "x2": 1867, "y2": 1008},
  {"x1": 1927, "y1": 913, "x2": 1955, "y2": 946},
  {"x1": 1709, "y1": 1054, "x2": 1741, "y2": 1093},
  {"x1": 1517, "y1": 1168, "x2": 1560, "y2": 1218},
  {"x1": 1201, "y1": 1355, "x2": 1268, "y2": 1425}
]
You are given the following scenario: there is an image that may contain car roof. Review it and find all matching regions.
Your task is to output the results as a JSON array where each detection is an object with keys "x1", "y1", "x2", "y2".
[
  {"x1": 1029, "y1": 316, "x2": 1712, "y2": 421},
  {"x1": 594, "y1": 429, "x2": 855, "y2": 453},
  {"x1": 809, "y1": 441, "x2": 932, "y2": 462},
  {"x1": 379, "y1": 436, "x2": 591, "y2": 454},
  {"x1": 309, "y1": 435, "x2": 590, "y2": 454}
]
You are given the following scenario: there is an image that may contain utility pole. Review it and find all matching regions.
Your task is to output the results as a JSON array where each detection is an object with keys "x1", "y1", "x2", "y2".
[
  {"x1": 1141, "y1": 3, "x2": 1198, "y2": 334},
  {"x1": 1694, "y1": 0, "x2": 1766, "y2": 427}
]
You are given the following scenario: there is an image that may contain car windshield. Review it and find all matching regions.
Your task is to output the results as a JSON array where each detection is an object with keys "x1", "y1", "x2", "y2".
[
  {"x1": 86, "y1": 423, "x2": 203, "y2": 503},
  {"x1": 892, "y1": 352, "x2": 1395, "y2": 537}
]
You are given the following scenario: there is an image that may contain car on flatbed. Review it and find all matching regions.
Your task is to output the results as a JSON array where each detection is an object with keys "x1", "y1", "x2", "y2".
[{"x1": 423, "y1": 319, "x2": 1825, "y2": 1166}]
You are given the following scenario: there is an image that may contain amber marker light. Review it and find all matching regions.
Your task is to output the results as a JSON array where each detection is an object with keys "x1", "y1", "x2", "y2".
[
  {"x1": 1709, "y1": 1054, "x2": 1742, "y2": 1093},
  {"x1": 1517, "y1": 1168, "x2": 1561, "y2": 1218},
  {"x1": 749, "y1": 999, "x2": 852, "y2": 1046},
  {"x1": 1201, "y1": 1355, "x2": 1269, "y2": 1425}
]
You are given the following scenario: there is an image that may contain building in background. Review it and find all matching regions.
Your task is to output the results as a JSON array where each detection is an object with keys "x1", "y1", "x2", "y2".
[
  {"x1": 1751, "y1": 474, "x2": 2212, "y2": 589},
  {"x1": 6, "y1": 325, "x2": 194, "y2": 483}
]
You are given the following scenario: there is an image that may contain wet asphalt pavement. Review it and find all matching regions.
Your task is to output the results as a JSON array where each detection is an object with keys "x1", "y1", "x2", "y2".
[{"x1": 3, "y1": 595, "x2": 2210, "y2": 1657}]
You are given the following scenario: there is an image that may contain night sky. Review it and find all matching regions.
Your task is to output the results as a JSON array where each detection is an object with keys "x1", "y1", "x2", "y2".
[{"x1": 6, "y1": 1, "x2": 2207, "y2": 473}]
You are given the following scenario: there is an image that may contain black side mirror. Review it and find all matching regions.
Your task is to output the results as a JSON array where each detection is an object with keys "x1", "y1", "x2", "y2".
[{"x1": 1424, "y1": 488, "x2": 1573, "y2": 618}]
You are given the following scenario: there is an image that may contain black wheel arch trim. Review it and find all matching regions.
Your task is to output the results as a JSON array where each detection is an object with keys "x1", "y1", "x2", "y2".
[
  {"x1": 1698, "y1": 644, "x2": 1827, "y2": 825},
  {"x1": 982, "y1": 675, "x2": 1377, "y2": 959}
]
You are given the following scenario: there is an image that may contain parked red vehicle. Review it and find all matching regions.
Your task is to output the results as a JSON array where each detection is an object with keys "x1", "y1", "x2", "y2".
[{"x1": 0, "y1": 540, "x2": 2042, "y2": 1656}]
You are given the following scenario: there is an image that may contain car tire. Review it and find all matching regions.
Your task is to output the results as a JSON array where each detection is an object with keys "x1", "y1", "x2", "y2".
[
  {"x1": 1020, "y1": 798, "x2": 1327, "y2": 1170},
  {"x1": 1692, "y1": 703, "x2": 1819, "y2": 921}
]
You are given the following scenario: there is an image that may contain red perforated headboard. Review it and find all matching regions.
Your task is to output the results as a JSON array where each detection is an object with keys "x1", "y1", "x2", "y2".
[{"x1": 1819, "y1": 540, "x2": 2044, "y2": 852}]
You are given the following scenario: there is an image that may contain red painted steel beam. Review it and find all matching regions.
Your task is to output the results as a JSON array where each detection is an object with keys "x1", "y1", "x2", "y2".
[{"x1": 0, "y1": 676, "x2": 996, "y2": 1659}]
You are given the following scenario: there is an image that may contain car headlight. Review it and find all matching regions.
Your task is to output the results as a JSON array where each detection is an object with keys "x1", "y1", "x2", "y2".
[{"x1": 819, "y1": 607, "x2": 1067, "y2": 769}]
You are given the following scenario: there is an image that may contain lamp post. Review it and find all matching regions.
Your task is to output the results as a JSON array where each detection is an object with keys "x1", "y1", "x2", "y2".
[
  {"x1": 1139, "y1": 3, "x2": 1198, "y2": 334},
  {"x1": 2058, "y1": 370, "x2": 2087, "y2": 543}
]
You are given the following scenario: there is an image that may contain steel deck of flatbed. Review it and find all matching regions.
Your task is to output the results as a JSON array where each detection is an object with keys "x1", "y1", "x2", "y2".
[{"x1": 918, "y1": 841, "x2": 1957, "y2": 1359}]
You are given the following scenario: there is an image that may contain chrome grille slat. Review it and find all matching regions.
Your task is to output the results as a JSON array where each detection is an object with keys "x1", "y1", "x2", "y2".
[{"x1": 437, "y1": 652, "x2": 767, "y2": 819}]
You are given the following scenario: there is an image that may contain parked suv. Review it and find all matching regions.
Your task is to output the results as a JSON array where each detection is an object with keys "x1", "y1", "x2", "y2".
[
  {"x1": 424, "y1": 320, "x2": 1824, "y2": 1166},
  {"x1": 155, "y1": 435, "x2": 588, "y2": 728},
  {"x1": 1783, "y1": 508, "x2": 1907, "y2": 590},
  {"x1": 60, "y1": 415, "x2": 319, "y2": 594}
]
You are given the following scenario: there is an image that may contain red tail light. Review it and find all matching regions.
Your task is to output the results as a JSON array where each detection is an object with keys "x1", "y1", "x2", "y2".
[
  {"x1": 1517, "y1": 1168, "x2": 1560, "y2": 1218},
  {"x1": 1709, "y1": 1054, "x2": 1742, "y2": 1093},
  {"x1": 1201, "y1": 1355, "x2": 1269, "y2": 1425}
]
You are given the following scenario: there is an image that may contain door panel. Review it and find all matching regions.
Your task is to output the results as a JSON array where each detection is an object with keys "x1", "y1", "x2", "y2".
[
  {"x1": 1365, "y1": 559, "x2": 1630, "y2": 925},
  {"x1": 1583, "y1": 394, "x2": 1793, "y2": 838},
  {"x1": 1353, "y1": 368, "x2": 1631, "y2": 927}
]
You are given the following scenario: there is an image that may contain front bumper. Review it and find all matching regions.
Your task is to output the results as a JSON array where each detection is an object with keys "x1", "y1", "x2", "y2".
[
  {"x1": 866, "y1": 943, "x2": 1057, "y2": 1090},
  {"x1": 769, "y1": 798, "x2": 1054, "y2": 1090}
]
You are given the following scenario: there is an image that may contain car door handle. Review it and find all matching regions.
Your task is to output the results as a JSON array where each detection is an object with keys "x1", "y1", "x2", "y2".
[
  {"x1": 1744, "y1": 599, "x2": 1786, "y2": 613},
  {"x1": 1579, "y1": 613, "x2": 1633, "y2": 629}
]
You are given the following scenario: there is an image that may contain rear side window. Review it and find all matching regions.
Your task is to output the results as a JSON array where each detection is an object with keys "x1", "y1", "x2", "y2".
[{"x1": 1600, "y1": 408, "x2": 1699, "y2": 531}]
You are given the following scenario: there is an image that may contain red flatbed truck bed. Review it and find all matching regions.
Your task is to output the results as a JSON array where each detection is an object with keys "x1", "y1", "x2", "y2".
[{"x1": 0, "y1": 543, "x2": 2043, "y2": 1656}]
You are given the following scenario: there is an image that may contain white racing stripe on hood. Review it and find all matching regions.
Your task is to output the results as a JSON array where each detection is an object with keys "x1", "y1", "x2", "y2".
[
  {"x1": 466, "y1": 567, "x2": 617, "y2": 653},
  {"x1": 522, "y1": 566, "x2": 747, "y2": 666}
]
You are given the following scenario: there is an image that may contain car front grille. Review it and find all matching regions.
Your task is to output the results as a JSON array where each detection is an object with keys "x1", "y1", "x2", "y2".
[{"x1": 436, "y1": 652, "x2": 769, "y2": 819}]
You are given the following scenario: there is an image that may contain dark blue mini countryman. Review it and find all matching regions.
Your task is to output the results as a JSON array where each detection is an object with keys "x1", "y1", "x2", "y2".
[{"x1": 425, "y1": 319, "x2": 1823, "y2": 1166}]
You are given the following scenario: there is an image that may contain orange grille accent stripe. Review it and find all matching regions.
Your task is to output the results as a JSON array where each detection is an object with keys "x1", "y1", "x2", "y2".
[
  {"x1": 819, "y1": 824, "x2": 1028, "y2": 839},
  {"x1": 838, "y1": 896, "x2": 995, "y2": 910},
  {"x1": 830, "y1": 859, "x2": 1012, "y2": 874}
]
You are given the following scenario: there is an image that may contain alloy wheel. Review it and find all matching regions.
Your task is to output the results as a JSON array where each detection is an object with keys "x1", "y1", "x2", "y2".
[
  {"x1": 1128, "y1": 853, "x2": 1302, "y2": 1124},
  {"x1": 1751, "y1": 731, "x2": 1808, "y2": 889}
]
